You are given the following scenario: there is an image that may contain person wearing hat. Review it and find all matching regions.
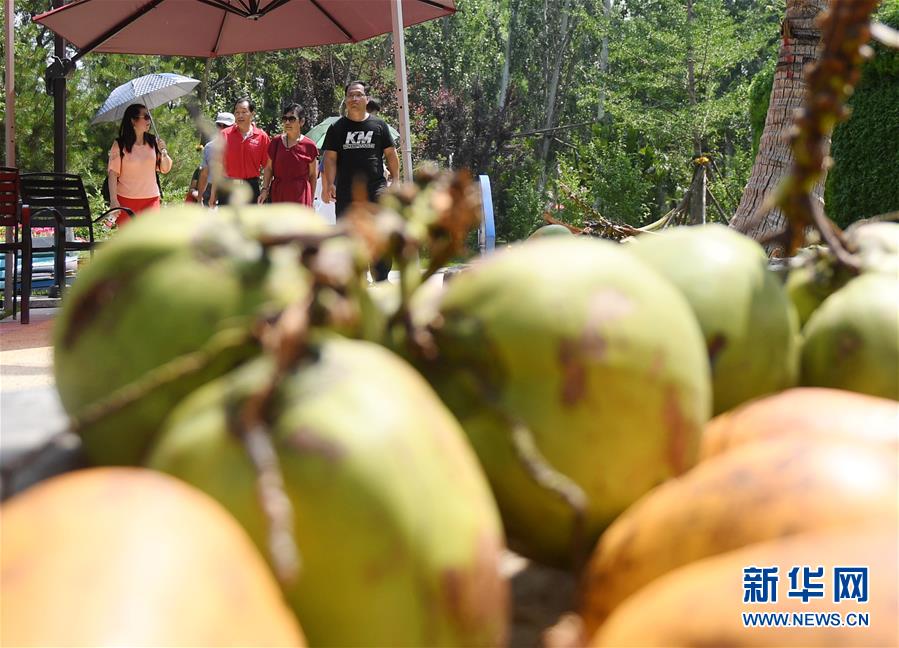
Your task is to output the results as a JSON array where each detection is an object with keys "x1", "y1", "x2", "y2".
[{"x1": 196, "y1": 111, "x2": 234, "y2": 207}]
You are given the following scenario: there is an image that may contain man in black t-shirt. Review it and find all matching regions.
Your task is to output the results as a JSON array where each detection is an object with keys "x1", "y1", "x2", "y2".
[
  {"x1": 322, "y1": 80, "x2": 400, "y2": 280},
  {"x1": 322, "y1": 81, "x2": 400, "y2": 214}
]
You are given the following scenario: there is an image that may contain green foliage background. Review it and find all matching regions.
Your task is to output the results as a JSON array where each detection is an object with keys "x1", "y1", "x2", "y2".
[
  {"x1": 7, "y1": 0, "x2": 891, "y2": 242},
  {"x1": 748, "y1": 59, "x2": 775, "y2": 159}
]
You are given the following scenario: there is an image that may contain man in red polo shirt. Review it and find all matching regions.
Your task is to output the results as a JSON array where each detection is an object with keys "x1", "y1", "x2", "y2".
[{"x1": 210, "y1": 97, "x2": 270, "y2": 205}]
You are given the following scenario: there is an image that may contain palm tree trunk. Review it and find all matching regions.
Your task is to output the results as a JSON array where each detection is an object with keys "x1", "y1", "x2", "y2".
[{"x1": 730, "y1": 0, "x2": 828, "y2": 243}]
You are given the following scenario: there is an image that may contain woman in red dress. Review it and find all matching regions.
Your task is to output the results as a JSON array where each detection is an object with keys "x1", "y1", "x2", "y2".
[{"x1": 259, "y1": 103, "x2": 318, "y2": 206}]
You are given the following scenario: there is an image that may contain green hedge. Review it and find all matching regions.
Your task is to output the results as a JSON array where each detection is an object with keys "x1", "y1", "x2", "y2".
[
  {"x1": 825, "y1": 74, "x2": 899, "y2": 228},
  {"x1": 824, "y1": 2, "x2": 899, "y2": 228}
]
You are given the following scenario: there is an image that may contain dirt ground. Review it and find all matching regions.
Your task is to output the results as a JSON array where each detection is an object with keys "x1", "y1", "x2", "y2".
[{"x1": 506, "y1": 552, "x2": 581, "y2": 647}]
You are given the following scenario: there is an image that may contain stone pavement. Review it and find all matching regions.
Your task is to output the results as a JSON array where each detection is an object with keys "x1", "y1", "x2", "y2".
[
  {"x1": 0, "y1": 308, "x2": 56, "y2": 391},
  {"x1": 1, "y1": 308, "x2": 82, "y2": 498}
]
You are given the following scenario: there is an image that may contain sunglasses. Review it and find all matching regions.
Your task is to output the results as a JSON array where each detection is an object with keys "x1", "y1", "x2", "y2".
[
  {"x1": 281, "y1": 115, "x2": 300, "y2": 122},
  {"x1": 134, "y1": 113, "x2": 152, "y2": 121}
]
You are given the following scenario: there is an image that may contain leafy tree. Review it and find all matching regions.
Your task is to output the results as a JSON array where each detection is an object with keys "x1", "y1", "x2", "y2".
[
  {"x1": 546, "y1": 0, "x2": 780, "y2": 225},
  {"x1": 1, "y1": 0, "x2": 792, "y2": 244}
]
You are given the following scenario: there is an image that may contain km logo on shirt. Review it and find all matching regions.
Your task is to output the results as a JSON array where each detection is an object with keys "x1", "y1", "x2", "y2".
[{"x1": 344, "y1": 131, "x2": 375, "y2": 149}]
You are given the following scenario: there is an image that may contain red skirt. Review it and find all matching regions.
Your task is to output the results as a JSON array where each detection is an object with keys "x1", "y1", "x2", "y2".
[
  {"x1": 116, "y1": 195, "x2": 161, "y2": 226},
  {"x1": 270, "y1": 176, "x2": 314, "y2": 207}
]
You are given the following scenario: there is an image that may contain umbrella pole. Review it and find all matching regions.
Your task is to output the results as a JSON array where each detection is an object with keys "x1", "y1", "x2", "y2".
[
  {"x1": 391, "y1": 0, "x2": 414, "y2": 183},
  {"x1": 4, "y1": 0, "x2": 13, "y2": 168},
  {"x1": 4, "y1": 0, "x2": 15, "y2": 312},
  {"x1": 145, "y1": 102, "x2": 161, "y2": 140}
]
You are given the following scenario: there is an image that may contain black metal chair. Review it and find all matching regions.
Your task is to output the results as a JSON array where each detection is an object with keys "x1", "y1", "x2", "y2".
[
  {"x1": 19, "y1": 172, "x2": 131, "y2": 297},
  {"x1": 0, "y1": 167, "x2": 33, "y2": 324}
]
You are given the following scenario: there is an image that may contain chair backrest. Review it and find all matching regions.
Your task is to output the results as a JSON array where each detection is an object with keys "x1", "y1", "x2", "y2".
[
  {"x1": 0, "y1": 166, "x2": 21, "y2": 228},
  {"x1": 0, "y1": 167, "x2": 21, "y2": 227},
  {"x1": 19, "y1": 173, "x2": 92, "y2": 229}
]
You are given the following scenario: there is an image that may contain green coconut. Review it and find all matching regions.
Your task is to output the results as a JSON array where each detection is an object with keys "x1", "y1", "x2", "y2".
[
  {"x1": 800, "y1": 273, "x2": 899, "y2": 400},
  {"x1": 629, "y1": 224, "x2": 799, "y2": 415},
  {"x1": 849, "y1": 220, "x2": 899, "y2": 275},
  {"x1": 147, "y1": 338, "x2": 508, "y2": 647},
  {"x1": 53, "y1": 204, "x2": 317, "y2": 465},
  {"x1": 418, "y1": 237, "x2": 711, "y2": 568},
  {"x1": 785, "y1": 249, "x2": 842, "y2": 328},
  {"x1": 786, "y1": 222, "x2": 899, "y2": 327},
  {"x1": 528, "y1": 224, "x2": 575, "y2": 240}
]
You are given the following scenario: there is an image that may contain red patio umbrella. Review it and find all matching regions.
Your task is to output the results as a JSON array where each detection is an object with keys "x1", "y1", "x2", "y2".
[
  {"x1": 33, "y1": 0, "x2": 454, "y2": 58},
  {"x1": 33, "y1": 0, "x2": 457, "y2": 180}
]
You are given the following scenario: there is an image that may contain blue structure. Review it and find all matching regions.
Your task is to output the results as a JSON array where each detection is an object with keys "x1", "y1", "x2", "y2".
[{"x1": 478, "y1": 175, "x2": 496, "y2": 255}]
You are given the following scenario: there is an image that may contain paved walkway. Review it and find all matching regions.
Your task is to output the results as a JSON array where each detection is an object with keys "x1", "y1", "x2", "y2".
[
  {"x1": 1, "y1": 308, "x2": 74, "y2": 497},
  {"x1": 0, "y1": 308, "x2": 56, "y2": 392}
]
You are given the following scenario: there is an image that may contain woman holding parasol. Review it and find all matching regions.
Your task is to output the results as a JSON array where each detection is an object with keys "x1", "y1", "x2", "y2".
[{"x1": 106, "y1": 103, "x2": 172, "y2": 226}]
